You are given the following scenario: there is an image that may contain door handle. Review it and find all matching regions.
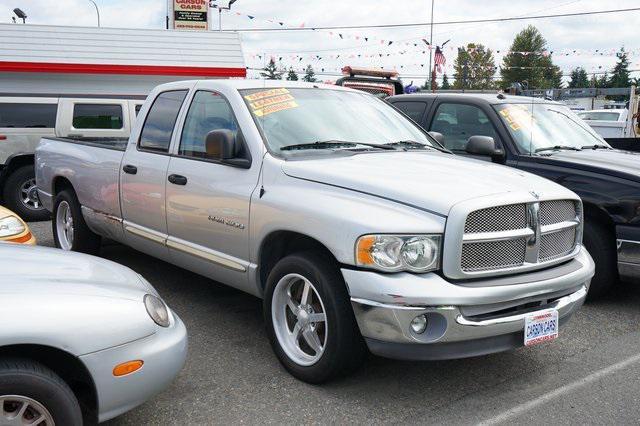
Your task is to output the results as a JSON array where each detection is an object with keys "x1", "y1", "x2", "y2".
[
  {"x1": 168, "y1": 174, "x2": 188, "y2": 185},
  {"x1": 122, "y1": 164, "x2": 138, "y2": 175}
]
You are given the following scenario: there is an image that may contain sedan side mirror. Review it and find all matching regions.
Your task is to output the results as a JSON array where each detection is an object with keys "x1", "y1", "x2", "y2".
[
  {"x1": 205, "y1": 129, "x2": 236, "y2": 160},
  {"x1": 428, "y1": 131, "x2": 445, "y2": 145},
  {"x1": 465, "y1": 135, "x2": 504, "y2": 159}
]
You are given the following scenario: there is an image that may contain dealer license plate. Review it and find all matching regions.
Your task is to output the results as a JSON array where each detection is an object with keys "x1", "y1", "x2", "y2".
[{"x1": 524, "y1": 310, "x2": 559, "y2": 346}]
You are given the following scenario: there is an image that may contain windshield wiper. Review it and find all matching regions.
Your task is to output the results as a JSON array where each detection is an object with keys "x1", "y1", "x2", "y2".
[
  {"x1": 383, "y1": 140, "x2": 449, "y2": 153},
  {"x1": 581, "y1": 144, "x2": 612, "y2": 150},
  {"x1": 534, "y1": 145, "x2": 581, "y2": 153},
  {"x1": 280, "y1": 140, "x2": 394, "y2": 151}
]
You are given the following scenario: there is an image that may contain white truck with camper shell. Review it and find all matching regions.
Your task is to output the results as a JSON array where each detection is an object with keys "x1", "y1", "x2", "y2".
[{"x1": 36, "y1": 80, "x2": 594, "y2": 383}]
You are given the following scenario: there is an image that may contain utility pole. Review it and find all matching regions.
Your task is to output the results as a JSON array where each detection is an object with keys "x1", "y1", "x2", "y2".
[{"x1": 427, "y1": 0, "x2": 434, "y2": 90}]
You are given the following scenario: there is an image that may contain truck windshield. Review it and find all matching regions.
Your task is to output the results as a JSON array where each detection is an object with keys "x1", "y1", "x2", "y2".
[
  {"x1": 494, "y1": 103, "x2": 610, "y2": 154},
  {"x1": 240, "y1": 88, "x2": 437, "y2": 154}
]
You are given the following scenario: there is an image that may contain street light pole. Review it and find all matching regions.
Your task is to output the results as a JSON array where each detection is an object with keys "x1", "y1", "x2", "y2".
[
  {"x1": 427, "y1": 0, "x2": 434, "y2": 90},
  {"x1": 87, "y1": 0, "x2": 100, "y2": 27},
  {"x1": 210, "y1": 0, "x2": 237, "y2": 31}
]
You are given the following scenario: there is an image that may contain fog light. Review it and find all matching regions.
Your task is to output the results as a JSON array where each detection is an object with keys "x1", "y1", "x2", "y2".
[{"x1": 410, "y1": 315, "x2": 428, "y2": 334}]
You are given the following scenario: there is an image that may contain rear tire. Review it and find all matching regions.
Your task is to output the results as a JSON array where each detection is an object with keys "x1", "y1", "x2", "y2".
[
  {"x1": 583, "y1": 220, "x2": 617, "y2": 300},
  {"x1": 2, "y1": 165, "x2": 50, "y2": 222},
  {"x1": 264, "y1": 251, "x2": 366, "y2": 383},
  {"x1": 0, "y1": 358, "x2": 82, "y2": 426},
  {"x1": 53, "y1": 189, "x2": 101, "y2": 255}
]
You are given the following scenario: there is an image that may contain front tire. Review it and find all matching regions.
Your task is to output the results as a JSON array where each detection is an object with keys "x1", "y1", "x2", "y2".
[
  {"x1": 264, "y1": 251, "x2": 366, "y2": 383},
  {"x1": 583, "y1": 220, "x2": 617, "y2": 300},
  {"x1": 0, "y1": 359, "x2": 82, "y2": 426},
  {"x1": 2, "y1": 165, "x2": 50, "y2": 222},
  {"x1": 53, "y1": 189, "x2": 101, "y2": 255}
]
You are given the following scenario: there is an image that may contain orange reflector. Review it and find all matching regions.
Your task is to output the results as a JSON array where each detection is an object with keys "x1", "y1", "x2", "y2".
[
  {"x1": 7, "y1": 232, "x2": 33, "y2": 244},
  {"x1": 113, "y1": 360, "x2": 144, "y2": 377},
  {"x1": 356, "y1": 236, "x2": 376, "y2": 265}
]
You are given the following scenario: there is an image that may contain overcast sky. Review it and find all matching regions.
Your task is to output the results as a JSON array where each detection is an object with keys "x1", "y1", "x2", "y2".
[{"x1": 2, "y1": 0, "x2": 639, "y2": 84}]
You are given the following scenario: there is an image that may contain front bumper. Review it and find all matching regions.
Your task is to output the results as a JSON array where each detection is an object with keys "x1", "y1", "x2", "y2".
[
  {"x1": 80, "y1": 310, "x2": 188, "y2": 423},
  {"x1": 343, "y1": 247, "x2": 594, "y2": 361}
]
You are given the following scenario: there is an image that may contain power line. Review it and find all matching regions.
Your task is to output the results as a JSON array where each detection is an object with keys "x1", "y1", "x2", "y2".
[{"x1": 234, "y1": 7, "x2": 640, "y2": 32}]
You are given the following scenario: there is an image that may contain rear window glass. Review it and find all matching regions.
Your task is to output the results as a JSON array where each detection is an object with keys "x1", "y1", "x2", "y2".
[
  {"x1": 0, "y1": 103, "x2": 57, "y2": 128},
  {"x1": 73, "y1": 104, "x2": 123, "y2": 129},
  {"x1": 138, "y1": 90, "x2": 188, "y2": 152}
]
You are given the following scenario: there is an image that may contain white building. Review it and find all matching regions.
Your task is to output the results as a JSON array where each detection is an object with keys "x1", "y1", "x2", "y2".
[{"x1": 0, "y1": 23, "x2": 245, "y2": 96}]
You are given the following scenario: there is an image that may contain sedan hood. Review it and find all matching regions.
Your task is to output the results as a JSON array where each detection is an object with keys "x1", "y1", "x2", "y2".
[
  {"x1": 282, "y1": 152, "x2": 570, "y2": 215},
  {"x1": 542, "y1": 149, "x2": 640, "y2": 183},
  {"x1": 0, "y1": 244, "x2": 157, "y2": 300}
]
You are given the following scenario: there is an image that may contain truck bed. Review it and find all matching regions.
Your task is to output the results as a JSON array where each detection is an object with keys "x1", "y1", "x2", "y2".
[{"x1": 35, "y1": 136, "x2": 126, "y2": 220}]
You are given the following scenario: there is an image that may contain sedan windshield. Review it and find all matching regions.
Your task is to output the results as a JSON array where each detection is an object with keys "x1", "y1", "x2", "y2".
[
  {"x1": 240, "y1": 88, "x2": 437, "y2": 155},
  {"x1": 494, "y1": 103, "x2": 610, "y2": 154}
]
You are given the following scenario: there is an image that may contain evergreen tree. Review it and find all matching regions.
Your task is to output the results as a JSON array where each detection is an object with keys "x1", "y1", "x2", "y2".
[
  {"x1": 441, "y1": 73, "x2": 451, "y2": 90},
  {"x1": 608, "y1": 47, "x2": 631, "y2": 88},
  {"x1": 568, "y1": 67, "x2": 590, "y2": 88},
  {"x1": 260, "y1": 58, "x2": 284, "y2": 80},
  {"x1": 302, "y1": 65, "x2": 317, "y2": 82},
  {"x1": 500, "y1": 25, "x2": 561, "y2": 89},
  {"x1": 286, "y1": 67, "x2": 299, "y2": 81},
  {"x1": 453, "y1": 43, "x2": 496, "y2": 90}
]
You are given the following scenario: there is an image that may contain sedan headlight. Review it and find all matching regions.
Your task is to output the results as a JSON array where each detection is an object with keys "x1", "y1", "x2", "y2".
[
  {"x1": 356, "y1": 234, "x2": 441, "y2": 273},
  {"x1": 0, "y1": 216, "x2": 26, "y2": 238},
  {"x1": 144, "y1": 294, "x2": 170, "y2": 327}
]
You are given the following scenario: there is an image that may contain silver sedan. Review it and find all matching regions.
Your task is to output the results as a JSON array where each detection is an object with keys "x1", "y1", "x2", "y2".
[{"x1": 0, "y1": 244, "x2": 187, "y2": 425}]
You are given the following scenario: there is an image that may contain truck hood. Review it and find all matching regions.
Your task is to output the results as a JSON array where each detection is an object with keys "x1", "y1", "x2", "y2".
[
  {"x1": 282, "y1": 152, "x2": 566, "y2": 215},
  {"x1": 540, "y1": 149, "x2": 640, "y2": 183},
  {"x1": 0, "y1": 244, "x2": 157, "y2": 300}
]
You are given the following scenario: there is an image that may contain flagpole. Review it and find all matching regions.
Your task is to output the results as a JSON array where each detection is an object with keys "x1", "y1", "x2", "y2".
[{"x1": 427, "y1": 0, "x2": 434, "y2": 90}]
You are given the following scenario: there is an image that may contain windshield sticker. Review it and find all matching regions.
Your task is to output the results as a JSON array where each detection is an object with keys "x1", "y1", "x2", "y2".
[
  {"x1": 499, "y1": 105, "x2": 534, "y2": 131},
  {"x1": 253, "y1": 100, "x2": 299, "y2": 117},
  {"x1": 249, "y1": 93, "x2": 295, "y2": 109},
  {"x1": 244, "y1": 88, "x2": 290, "y2": 102}
]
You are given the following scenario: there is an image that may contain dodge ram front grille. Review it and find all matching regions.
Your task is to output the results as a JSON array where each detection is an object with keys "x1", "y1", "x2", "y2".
[{"x1": 460, "y1": 200, "x2": 580, "y2": 273}]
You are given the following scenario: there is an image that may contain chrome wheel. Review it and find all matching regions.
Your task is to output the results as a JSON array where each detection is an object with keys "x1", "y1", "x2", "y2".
[
  {"x1": 0, "y1": 395, "x2": 55, "y2": 426},
  {"x1": 55, "y1": 201, "x2": 74, "y2": 251},
  {"x1": 19, "y1": 178, "x2": 41, "y2": 211},
  {"x1": 272, "y1": 273, "x2": 327, "y2": 366}
]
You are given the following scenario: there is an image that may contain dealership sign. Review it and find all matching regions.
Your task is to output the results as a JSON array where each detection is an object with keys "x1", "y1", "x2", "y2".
[{"x1": 174, "y1": 0, "x2": 209, "y2": 30}]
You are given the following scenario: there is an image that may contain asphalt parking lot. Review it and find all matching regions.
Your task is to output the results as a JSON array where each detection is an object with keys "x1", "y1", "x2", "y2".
[{"x1": 29, "y1": 220, "x2": 640, "y2": 425}]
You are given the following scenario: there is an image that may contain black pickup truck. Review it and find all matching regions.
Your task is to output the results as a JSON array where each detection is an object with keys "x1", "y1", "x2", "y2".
[{"x1": 388, "y1": 93, "x2": 640, "y2": 299}]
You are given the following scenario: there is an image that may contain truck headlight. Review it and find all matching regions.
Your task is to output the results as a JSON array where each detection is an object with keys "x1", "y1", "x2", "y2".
[
  {"x1": 0, "y1": 216, "x2": 26, "y2": 238},
  {"x1": 356, "y1": 234, "x2": 441, "y2": 273},
  {"x1": 144, "y1": 294, "x2": 170, "y2": 327}
]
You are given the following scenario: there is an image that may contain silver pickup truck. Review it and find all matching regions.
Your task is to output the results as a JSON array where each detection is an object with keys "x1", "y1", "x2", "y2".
[{"x1": 36, "y1": 80, "x2": 595, "y2": 383}]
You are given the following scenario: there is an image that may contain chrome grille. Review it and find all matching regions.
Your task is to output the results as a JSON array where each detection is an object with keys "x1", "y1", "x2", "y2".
[
  {"x1": 540, "y1": 200, "x2": 577, "y2": 226},
  {"x1": 540, "y1": 227, "x2": 576, "y2": 261},
  {"x1": 460, "y1": 199, "x2": 580, "y2": 274},
  {"x1": 461, "y1": 238, "x2": 527, "y2": 271},
  {"x1": 464, "y1": 204, "x2": 527, "y2": 233}
]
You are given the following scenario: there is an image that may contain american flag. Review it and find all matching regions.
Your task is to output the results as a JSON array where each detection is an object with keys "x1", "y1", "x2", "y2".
[{"x1": 434, "y1": 46, "x2": 446, "y2": 73}]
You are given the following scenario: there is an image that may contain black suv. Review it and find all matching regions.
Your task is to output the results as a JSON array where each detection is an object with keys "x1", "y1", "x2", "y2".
[{"x1": 388, "y1": 93, "x2": 640, "y2": 299}]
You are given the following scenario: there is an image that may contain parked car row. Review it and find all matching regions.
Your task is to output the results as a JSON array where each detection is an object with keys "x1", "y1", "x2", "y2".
[{"x1": 1, "y1": 79, "x2": 637, "y2": 424}]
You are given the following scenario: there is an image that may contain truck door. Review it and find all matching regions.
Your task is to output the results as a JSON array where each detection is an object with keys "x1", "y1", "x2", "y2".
[
  {"x1": 165, "y1": 90, "x2": 260, "y2": 293},
  {"x1": 120, "y1": 90, "x2": 188, "y2": 260}
]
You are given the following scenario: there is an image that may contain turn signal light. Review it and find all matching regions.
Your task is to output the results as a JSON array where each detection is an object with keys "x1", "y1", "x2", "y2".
[
  {"x1": 113, "y1": 360, "x2": 144, "y2": 377},
  {"x1": 7, "y1": 232, "x2": 33, "y2": 244}
]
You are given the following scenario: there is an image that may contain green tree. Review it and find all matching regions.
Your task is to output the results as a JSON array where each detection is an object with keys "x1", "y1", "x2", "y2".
[
  {"x1": 441, "y1": 73, "x2": 451, "y2": 90},
  {"x1": 568, "y1": 67, "x2": 590, "y2": 88},
  {"x1": 453, "y1": 43, "x2": 496, "y2": 90},
  {"x1": 608, "y1": 47, "x2": 631, "y2": 88},
  {"x1": 260, "y1": 58, "x2": 284, "y2": 80},
  {"x1": 286, "y1": 67, "x2": 299, "y2": 81},
  {"x1": 302, "y1": 65, "x2": 317, "y2": 82},
  {"x1": 500, "y1": 25, "x2": 562, "y2": 89}
]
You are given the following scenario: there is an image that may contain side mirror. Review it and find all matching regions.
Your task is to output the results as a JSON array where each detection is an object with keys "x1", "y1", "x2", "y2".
[
  {"x1": 428, "y1": 131, "x2": 445, "y2": 145},
  {"x1": 205, "y1": 129, "x2": 236, "y2": 160},
  {"x1": 465, "y1": 135, "x2": 504, "y2": 159}
]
